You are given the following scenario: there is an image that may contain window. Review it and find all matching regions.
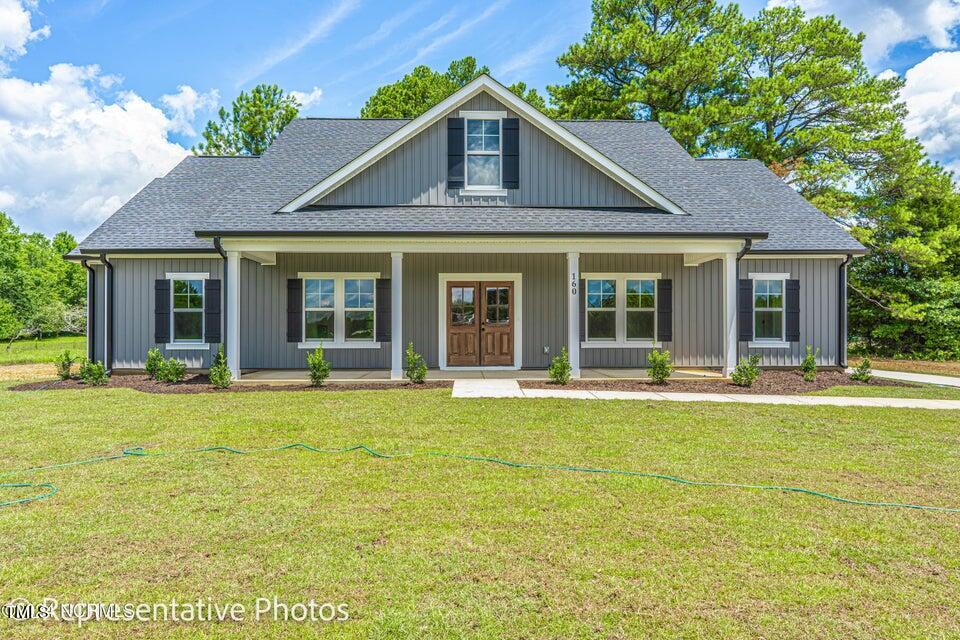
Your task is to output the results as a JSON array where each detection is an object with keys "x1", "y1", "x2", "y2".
[
  {"x1": 172, "y1": 278, "x2": 204, "y2": 343},
  {"x1": 465, "y1": 118, "x2": 500, "y2": 188},
  {"x1": 583, "y1": 274, "x2": 659, "y2": 347},
  {"x1": 450, "y1": 286, "x2": 475, "y2": 325},
  {"x1": 753, "y1": 277, "x2": 784, "y2": 341},
  {"x1": 299, "y1": 273, "x2": 378, "y2": 347}
]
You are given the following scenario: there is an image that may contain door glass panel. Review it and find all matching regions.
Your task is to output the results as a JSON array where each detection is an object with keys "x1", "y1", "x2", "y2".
[
  {"x1": 485, "y1": 287, "x2": 509, "y2": 325},
  {"x1": 450, "y1": 286, "x2": 475, "y2": 325}
]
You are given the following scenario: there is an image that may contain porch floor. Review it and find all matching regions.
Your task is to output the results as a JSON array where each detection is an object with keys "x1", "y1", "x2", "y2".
[{"x1": 237, "y1": 368, "x2": 722, "y2": 384}]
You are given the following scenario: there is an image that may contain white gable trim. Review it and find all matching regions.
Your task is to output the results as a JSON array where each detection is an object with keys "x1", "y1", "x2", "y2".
[{"x1": 279, "y1": 75, "x2": 685, "y2": 215}]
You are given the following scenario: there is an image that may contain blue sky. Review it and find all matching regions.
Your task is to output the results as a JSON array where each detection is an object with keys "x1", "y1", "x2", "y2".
[{"x1": 2, "y1": 0, "x2": 960, "y2": 237}]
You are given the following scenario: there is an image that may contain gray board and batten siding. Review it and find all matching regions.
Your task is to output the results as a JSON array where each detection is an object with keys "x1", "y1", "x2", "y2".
[{"x1": 317, "y1": 93, "x2": 645, "y2": 208}]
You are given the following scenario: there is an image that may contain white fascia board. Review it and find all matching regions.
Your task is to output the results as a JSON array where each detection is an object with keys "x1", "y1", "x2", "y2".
[{"x1": 279, "y1": 75, "x2": 685, "y2": 215}]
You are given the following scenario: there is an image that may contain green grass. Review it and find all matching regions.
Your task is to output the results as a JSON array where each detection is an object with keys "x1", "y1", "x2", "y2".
[
  {"x1": 809, "y1": 383, "x2": 960, "y2": 400},
  {"x1": 1, "y1": 386, "x2": 959, "y2": 639},
  {"x1": 0, "y1": 335, "x2": 85, "y2": 364}
]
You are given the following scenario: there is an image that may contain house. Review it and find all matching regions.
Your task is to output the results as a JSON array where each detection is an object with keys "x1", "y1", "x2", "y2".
[{"x1": 68, "y1": 75, "x2": 865, "y2": 380}]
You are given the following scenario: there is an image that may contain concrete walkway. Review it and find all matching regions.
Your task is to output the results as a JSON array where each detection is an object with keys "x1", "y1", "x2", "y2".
[
  {"x1": 451, "y1": 380, "x2": 960, "y2": 410},
  {"x1": 854, "y1": 368, "x2": 960, "y2": 388}
]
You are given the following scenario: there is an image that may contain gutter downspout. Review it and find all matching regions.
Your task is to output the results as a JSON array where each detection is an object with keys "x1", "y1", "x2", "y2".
[
  {"x1": 838, "y1": 254, "x2": 853, "y2": 367},
  {"x1": 735, "y1": 239, "x2": 753, "y2": 366},
  {"x1": 213, "y1": 237, "x2": 227, "y2": 361},
  {"x1": 99, "y1": 252, "x2": 114, "y2": 373},
  {"x1": 80, "y1": 258, "x2": 96, "y2": 362}
]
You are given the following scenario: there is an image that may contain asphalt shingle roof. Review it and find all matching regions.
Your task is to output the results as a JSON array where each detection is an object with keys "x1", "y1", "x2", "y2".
[{"x1": 77, "y1": 115, "x2": 864, "y2": 254}]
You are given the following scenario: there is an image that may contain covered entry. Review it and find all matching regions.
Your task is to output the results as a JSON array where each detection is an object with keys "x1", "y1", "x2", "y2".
[{"x1": 446, "y1": 280, "x2": 514, "y2": 366}]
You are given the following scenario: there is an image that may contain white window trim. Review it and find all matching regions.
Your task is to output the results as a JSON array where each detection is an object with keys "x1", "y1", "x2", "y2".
[
  {"x1": 580, "y1": 273, "x2": 662, "y2": 349},
  {"x1": 463, "y1": 116, "x2": 503, "y2": 191},
  {"x1": 297, "y1": 272, "x2": 381, "y2": 349},
  {"x1": 747, "y1": 272, "x2": 788, "y2": 348},
  {"x1": 167, "y1": 272, "x2": 209, "y2": 347}
]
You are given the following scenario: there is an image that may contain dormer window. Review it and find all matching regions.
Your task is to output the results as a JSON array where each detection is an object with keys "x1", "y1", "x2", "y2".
[{"x1": 465, "y1": 118, "x2": 501, "y2": 189}]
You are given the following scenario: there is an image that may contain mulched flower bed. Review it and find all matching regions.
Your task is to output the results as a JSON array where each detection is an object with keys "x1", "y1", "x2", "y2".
[
  {"x1": 11, "y1": 374, "x2": 451, "y2": 394},
  {"x1": 522, "y1": 369, "x2": 907, "y2": 395}
]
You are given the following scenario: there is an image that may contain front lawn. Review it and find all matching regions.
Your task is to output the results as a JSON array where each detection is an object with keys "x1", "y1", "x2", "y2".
[
  {"x1": 1, "y1": 386, "x2": 958, "y2": 639},
  {"x1": 0, "y1": 335, "x2": 85, "y2": 365}
]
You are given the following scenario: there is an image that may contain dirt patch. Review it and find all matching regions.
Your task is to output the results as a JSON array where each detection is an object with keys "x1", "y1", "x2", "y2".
[
  {"x1": 850, "y1": 357, "x2": 960, "y2": 378},
  {"x1": 11, "y1": 374, "x2": 452, "y2": 394},
  {"x1": 0, "y1": 363, "x2": 55, "y2": 381},
  {"x1": 522, "y1": 369, "x2": 907, "y2": 395}
]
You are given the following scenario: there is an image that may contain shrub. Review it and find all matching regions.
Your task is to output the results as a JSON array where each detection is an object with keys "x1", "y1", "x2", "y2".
[
  {"x1": 850, "y1": 357, "x2": 872, "y2": 382},
  {"x1": 731, "y1": 354, "x2": 762, "y2": 387},
  {"x1": 648, "y1": 349, "x2": 673, "y2": 384},
  {"x1": 307, "y1": 346, "x2": 331, "y2": 386},
  {"x1": 548, "y1": 347, "x2": 572, "y2": 385},
  {"x1": 156, "y1": 357, "x2": 186, "y2": 383},
  {"x1": 208, "y1": 345, "x2": 231, "y2": 389},
  {"x1": 405, "y1": 342, "x2": 427, "y2": 383},
  {"x1": 145, "y1": 347, "x2": 164, "y2": 379},
  {"x1": 54, "y1": 349, "x2": 77, "y2": 380},
  {"x1": 800, "y1": 345, "x2": 820, "y2": 382},
  {"x1": 78, "y1": 359, "x2": 108, "y2": 386}
]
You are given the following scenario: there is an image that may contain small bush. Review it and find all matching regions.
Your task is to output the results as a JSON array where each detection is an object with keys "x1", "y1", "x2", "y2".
[
  {"x1": 145, "y1": 347, "x2": 164, "y2": 379},
  {"x1": 208, "y1": 345, "x2": 231, "y2": 389},
  {"x1": 548, "y1": 347, "x2": 572, "y2": 385},
  {"x1": 156, "y1": 357, "x2": 186, "y2": 383},
  {"x1": 78, "y1": 359, "x2": 108, "y2": 386},
  {"x1": 800, "y1": 345, "x2": 820, "y2": 382},
  {"x1": 54, "y1": 350, "x2": 77, "y2": 380},
  {"x1": 307, "y1": 346, "x2": 331, "y2": 386},
  {"x1": 648, "y1": 349, "x2": 673, "y2": 384},
  {"x1": 850, "y1": 357, "x2": 872, "y2": 382},
  {"x1": 731, "y1": 354, "x2": 762, "y2": 387},
  {"x1": 405, "y1": 342, "x2": 427, "y2": 383}
]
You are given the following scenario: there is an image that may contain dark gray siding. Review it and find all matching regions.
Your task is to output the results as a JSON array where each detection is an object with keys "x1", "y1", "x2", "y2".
[
  {"x1": 740, "y1": 258, "x2": 841, "y2": 367},
  {"x1": 580, "y1": 254, "x2": 724, "y2": 368},
  {"x1": 318, "y1": 93, "x2": 643, "y2": 208},
  {"x1": 240, "y1": 253, "x2": 392, "y2": 369}
]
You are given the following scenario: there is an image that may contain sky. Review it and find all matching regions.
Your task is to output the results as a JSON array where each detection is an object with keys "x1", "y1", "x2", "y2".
[{"x1": 1, "y1": 0, "x2": 960, "y2": 239}]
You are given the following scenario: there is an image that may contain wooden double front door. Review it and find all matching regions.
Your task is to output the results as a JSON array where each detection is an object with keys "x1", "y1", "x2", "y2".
[{"x1": 447, "y1": 281, "x2": 514, "y2": 366}]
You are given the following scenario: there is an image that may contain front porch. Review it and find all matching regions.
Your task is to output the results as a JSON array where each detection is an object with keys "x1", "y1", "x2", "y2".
[{"x1": 237, "y1": 367, "x2": 722, "y2": 384}]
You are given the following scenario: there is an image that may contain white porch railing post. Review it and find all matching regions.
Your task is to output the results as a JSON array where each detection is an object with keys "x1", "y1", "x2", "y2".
[
  {"x1": 723, "y1": 251, "x2": 738, "y2": 376},
  {"x1": 226, "y1": 250, "x2": 241, "y2": 380},
  {"x1": 567, "y1": 252, "x2": 581, "y2": 379},
  {"x1": 391, "y1": 252, "x2": 403, "y2": 380}
]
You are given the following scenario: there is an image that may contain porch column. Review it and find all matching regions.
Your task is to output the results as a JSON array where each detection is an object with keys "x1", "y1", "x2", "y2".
[
  {"x1": 722, "y1": 251, "x2": 738, "y2": 375},
  {"x1": 567, "y1": 252, "x2": 581, "y2": 379},
  {"x1": 391, "y1": 252, "x2": 403, "y2": 380},
  {"x1": 226, "y1": 250, "x2": 241, "y2": 380}
]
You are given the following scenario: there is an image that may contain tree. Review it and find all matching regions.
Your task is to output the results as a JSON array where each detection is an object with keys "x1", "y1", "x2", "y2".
[
  {"x1": 361, "y1": 57, "x2": 552, "y2": 118},
  {"x1": 550, "y1": 0, "x2": 745, "y2": 154},
  {"x1": 193, "y1": 84, "x2": 301, "y2": 156}
]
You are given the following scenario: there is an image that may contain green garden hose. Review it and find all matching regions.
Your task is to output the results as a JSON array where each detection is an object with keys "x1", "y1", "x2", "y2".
[{"x1": 1, "y1": 442, "x2": 958, "y2": 513}]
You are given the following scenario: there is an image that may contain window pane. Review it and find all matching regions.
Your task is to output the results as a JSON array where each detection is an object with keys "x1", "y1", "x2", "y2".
[
  {"x1": 305, "y1": 279, "x2": 334, "y2": 309},
  {"x1": 587, "y1": 280, "x2": 616, "y2": 309},
  {"x1": 305, "y1": 310, "x2": 334, "y2": 340},
  {"x1": 627, "y1": 310, "x2": 655, "y2": 340},
  {"x1": 482, "y1": 119, "x2": 499, "y2": 135},
  {"x1": 467, "y1": 134, "x2": 484, "y2": 151},
  {"x1": 345, "y1": 310, "x2": 374, "y2": 340},
  {"x1": 755, "y1": 310, "x2": 783, "y2": 339},
  {"x1": 486, "y1": 287, "x2": 498, "y2": 306},
  {"x1": 173, "y1": 311, "x2": 202, "y2": 341},
  {"x1": 466, "y1": 155, "x2": 500, "y2": 186},
  {"x1": 173, "y1": 280, "x2": 203, "y2": 310},
  {"x1": 588, "y1": 310, "x2": 616, "y2": 340},
  {"x1": 754, "y1": 291, "x2": 768, "y2": 309},
  {"x1": 467, "y1": 119, "x2": 484, "y2": 135},
  {"x1": 345, "y1": 279, "x2": 374, "y2": 309},
  {"x1": 626, "y1": 280, "x2": 641, "y2": 308},
  {"x1": 755, "y1": 280, "x2": 768, "y2": 295},
  {"x1": 498, "y1": 288, "x2": 509, "y2": 305}
]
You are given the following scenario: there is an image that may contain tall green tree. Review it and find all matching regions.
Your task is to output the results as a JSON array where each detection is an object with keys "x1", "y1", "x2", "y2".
[
  {"x1": 193, "y1": 84, "x2": 301, "y2": 156},
  {"x1": 549, "y1": 0, "x2": 745, "y2": 153},
  {"x1": 360, "y1": 57, "x2": 551, "y2": 118}
]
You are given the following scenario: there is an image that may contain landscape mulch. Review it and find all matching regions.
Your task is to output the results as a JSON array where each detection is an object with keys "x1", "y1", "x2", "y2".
[
  {"x1": 522, "y1": 369, "x2": 907, "y2": 395},
  {"x1": 11, "y1": 374, "x2": 451, "y2": 394}
]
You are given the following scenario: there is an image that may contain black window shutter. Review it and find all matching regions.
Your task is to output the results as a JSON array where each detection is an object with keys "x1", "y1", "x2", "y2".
[
  {"x1": 447, "y1": 118, "x2": 464, "y2": 189},
  {"x1": 656, "y1": 279, "x2": 673, "y2": 342},
  {"x1": 785, "y1": 279, "x2": 801, "y2": 342},
  {"x1": 737, "y1": 279, "x2": 753, "y2": 342},
  {"x1": 375, "y1": 278, "x2": 391, "y2": 342},
  {"x1": 286, "y1": 278, "x2": 302, "y2": 343},
  {"x1": 154, "y1": 279, "x2": 170, "y2": 343},
  {"x1": 579, "y1": 279, "x2": 586, "y2": 342},
  {"x1": 502, "y1": 118, "x2": 519, "y2": 189},
  {"x1": 204, "y1": 279, "x2": 222, "y2": 344}
]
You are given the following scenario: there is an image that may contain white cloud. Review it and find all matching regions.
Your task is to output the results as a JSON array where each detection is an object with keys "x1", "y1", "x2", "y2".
[
  {"x1": 160, "y1": 84, "x2": 218, "y2": 136},
  {"x1": 766, "y1": 0, "x2": 960, "y2": 66},
  {"x1": 0, "y1": 63, "x2": 203, "y2": 236},
  {"x1": 290, "y1": 86, "x2": 323, "y2": 109},
  {"x1": 899, "y1": 51, "x2": 960, "y2": 169},
  {"x1": 394, "y1": 0, "x2": 509, "y2": 72},
  {"x1": 0, "y1": 0, "x2": 50, "y2": 66},
  {"x1": 353, "y1": 0, "x2": 428, "y2": 51}
]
